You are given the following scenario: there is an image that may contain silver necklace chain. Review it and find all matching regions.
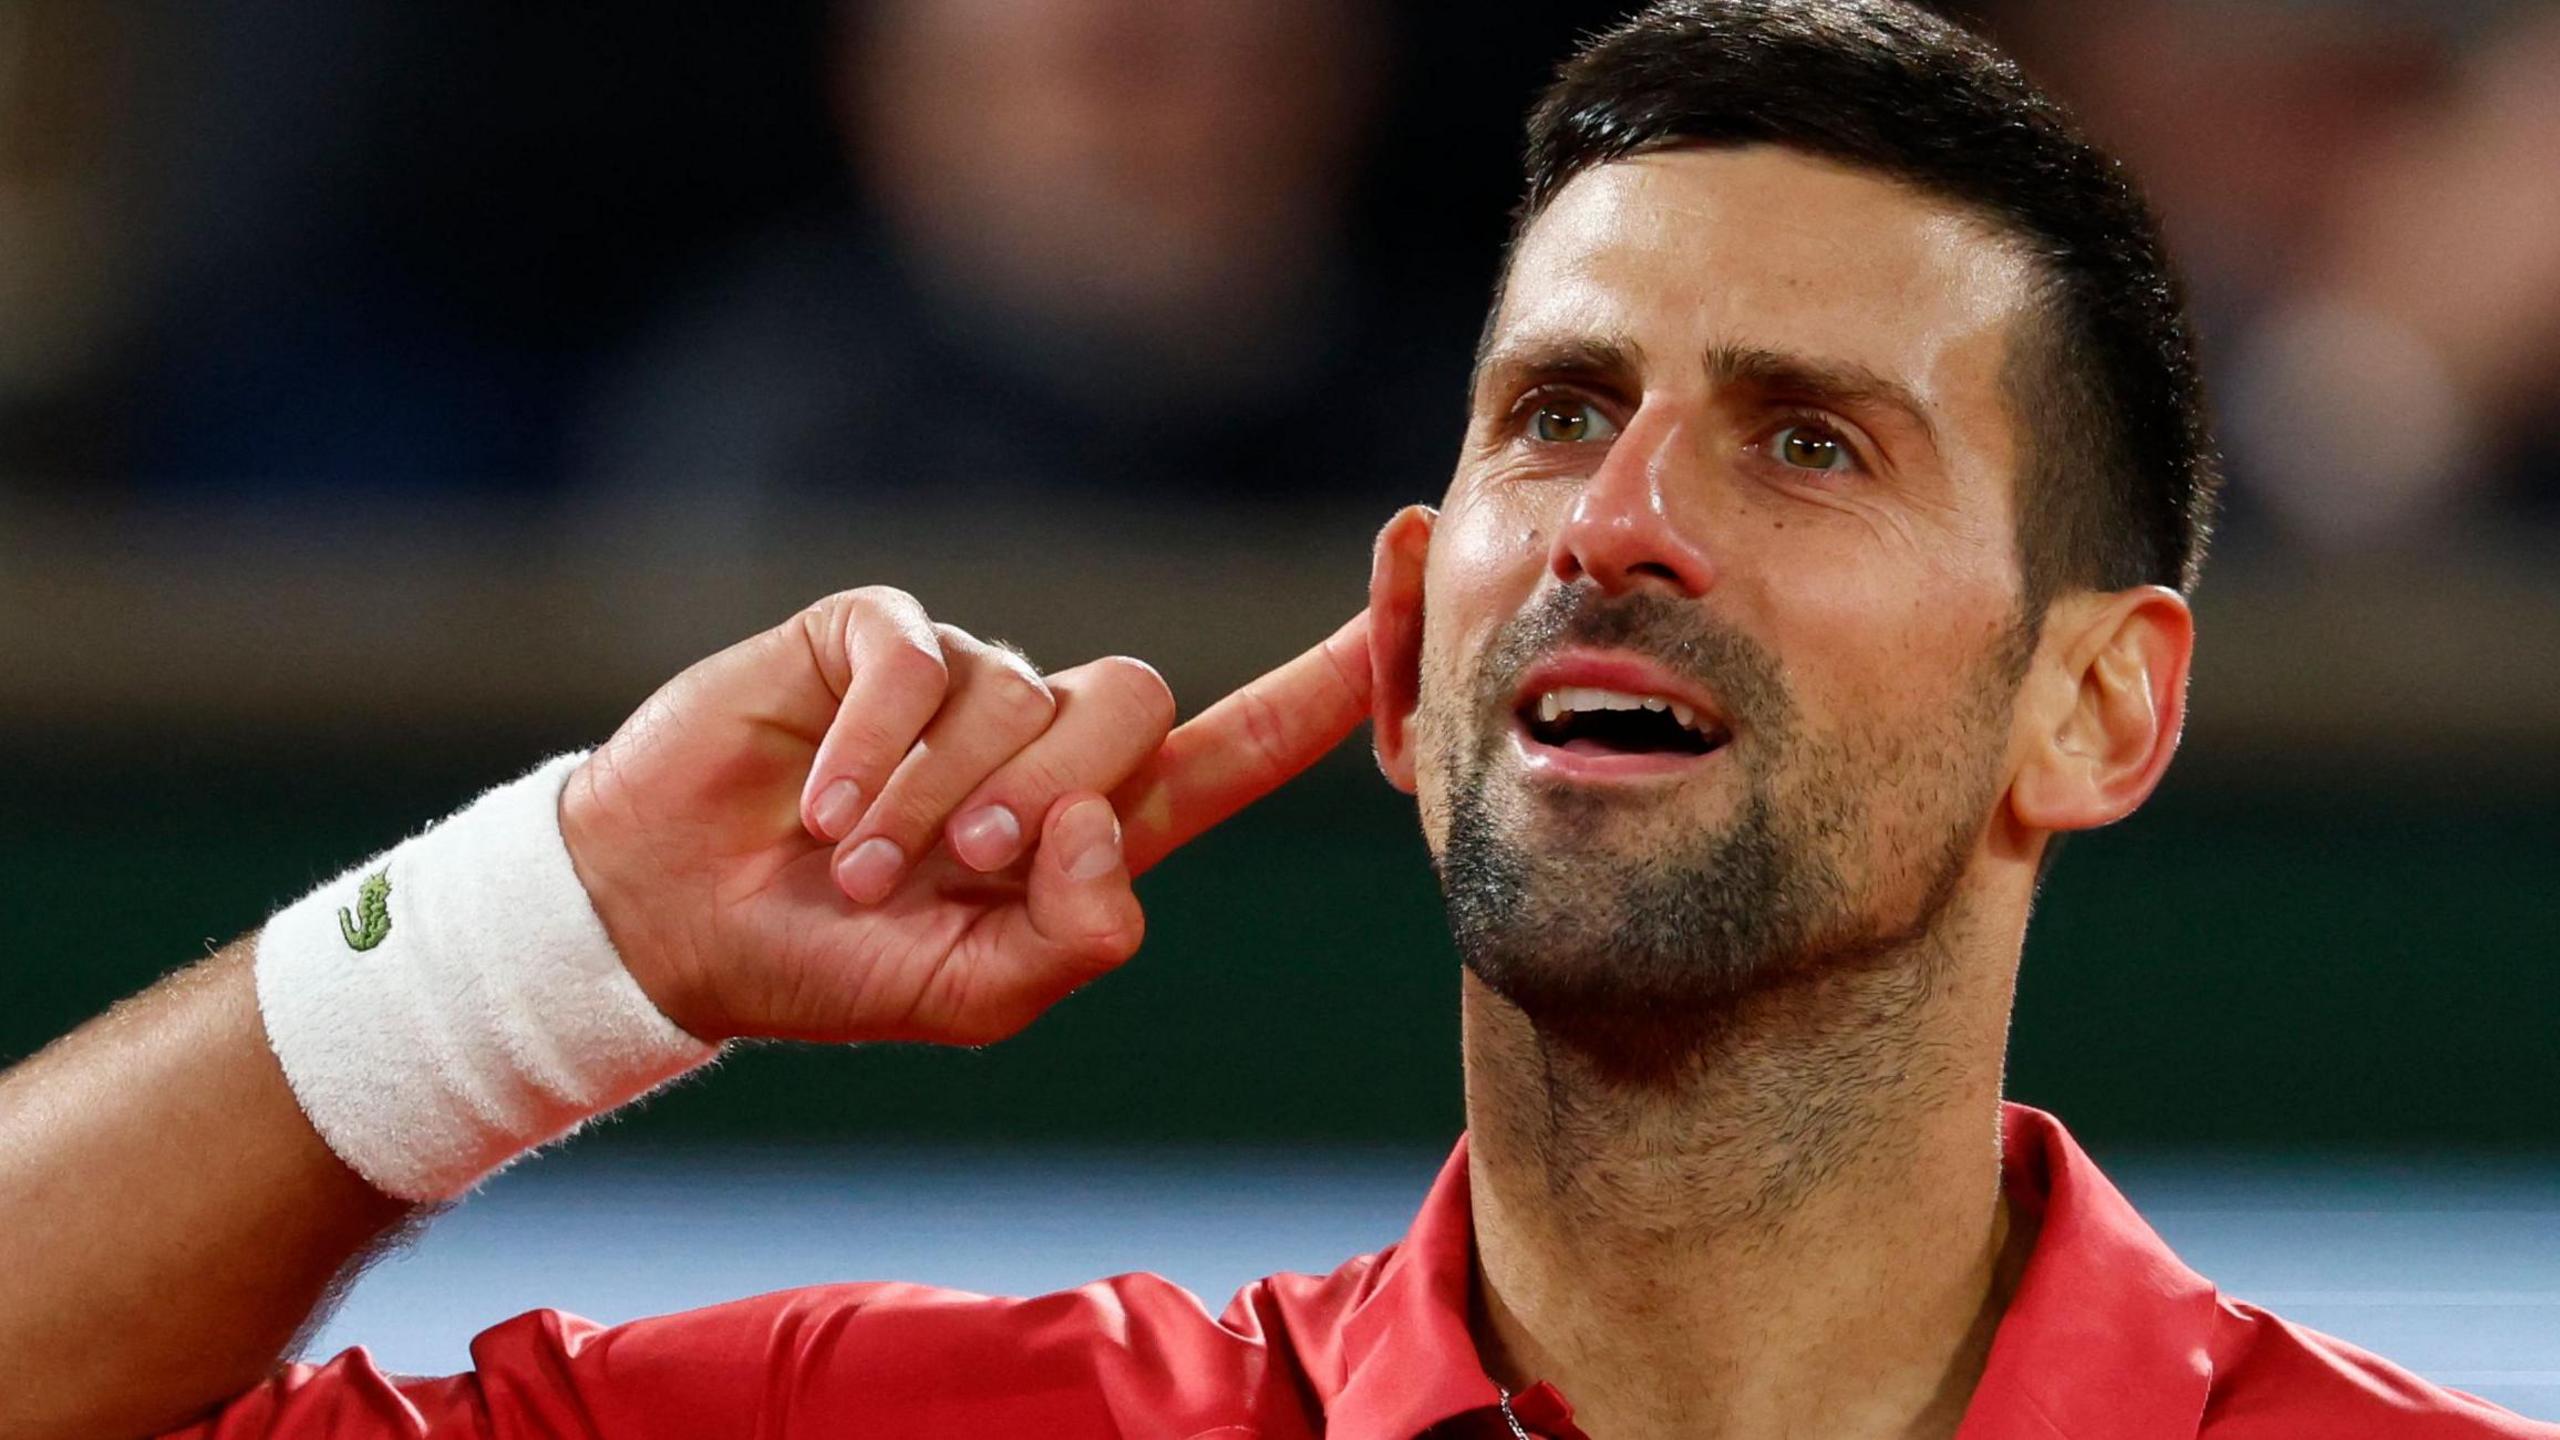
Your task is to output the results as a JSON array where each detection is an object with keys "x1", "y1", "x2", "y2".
[{"x1": 1496, "y1": 1385, "x2": 1535, "y2": 1440}]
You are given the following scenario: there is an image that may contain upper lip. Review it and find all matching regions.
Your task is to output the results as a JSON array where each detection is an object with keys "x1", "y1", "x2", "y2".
[{"x1": 1510, "y1": 649, "x2": 1732, "y2": 739}]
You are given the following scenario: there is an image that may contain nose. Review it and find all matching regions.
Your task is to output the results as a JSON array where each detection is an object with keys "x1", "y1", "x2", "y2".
[{"x1": 1547, "y1": 408, "x2": 1717, "y2": 597}]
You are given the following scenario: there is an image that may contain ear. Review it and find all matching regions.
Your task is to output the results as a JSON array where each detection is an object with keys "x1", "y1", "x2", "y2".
[
  {"x1": 2010, "y1": 585, "x2": 2193, "y2": 837},
  {"x1": 1366, "y1": 505, "x2": 1436, "y2": 794}
]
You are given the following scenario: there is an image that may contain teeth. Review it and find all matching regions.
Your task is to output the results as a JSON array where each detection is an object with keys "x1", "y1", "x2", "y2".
[
  {"x1": 1563, "y1": 686, "x2": 1646, "y2": 712},
  {"x1": 1530, "y1": 687, "x2": 1711, "y2": 734}
]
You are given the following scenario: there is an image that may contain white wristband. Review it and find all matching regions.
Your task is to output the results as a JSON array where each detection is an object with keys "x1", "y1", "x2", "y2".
[{"x1": 253, "y1": 752, "x2": 719, "y2": 1202}]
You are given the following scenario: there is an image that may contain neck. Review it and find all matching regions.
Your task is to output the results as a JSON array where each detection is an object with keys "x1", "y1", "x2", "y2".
[{"x1": 1461, "y1": 931, "x2": 2030, "y2": 1440}]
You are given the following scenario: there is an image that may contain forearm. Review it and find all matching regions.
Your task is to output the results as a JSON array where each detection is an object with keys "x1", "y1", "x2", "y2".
[
  {"x1": 0, "y1": 941, "x2": 415, "y2": 1440},
  {"x1": 0, "y1": 590, "x2": 1361, "y2": 1437}
]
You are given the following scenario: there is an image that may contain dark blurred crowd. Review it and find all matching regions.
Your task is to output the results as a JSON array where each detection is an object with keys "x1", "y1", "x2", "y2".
[{"x1": 3, "y1": 0, "x2": 2555, "y2": 558}]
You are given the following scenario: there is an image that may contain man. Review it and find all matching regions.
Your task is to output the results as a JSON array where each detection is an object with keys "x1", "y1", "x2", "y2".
[{"x1": 0, "y1": 3, "x2": 2546, "y2": 1437}]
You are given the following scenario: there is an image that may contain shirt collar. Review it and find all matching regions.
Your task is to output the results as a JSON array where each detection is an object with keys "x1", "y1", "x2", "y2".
[
  {"x1": 1324, "y1": 1136, "x2": 1529, "y2": 1440},
  {"x1": 1321, "y1": 1104, "x2": 2218, "y2": 1440},
  {"x1": 1957, "y1": 1105, "x2": 2219, "y2": 1440}
]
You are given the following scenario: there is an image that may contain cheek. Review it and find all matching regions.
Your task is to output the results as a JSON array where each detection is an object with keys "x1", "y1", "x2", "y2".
[
  {"x1": 1431, "y1": 485, "x2": 1549, "y2": 603},
  {"x1": 1411, "y1": 497, "x2": 1553, "y2": 842},
  {"x1": 1418, "y1": 493, "x2": 1550, "y2": 691},
  {"x1": 1768, "y1": 592, "x2": 2027, "y2": 861},
  {"x1": 1410, "y1": 615, "x2": 1478, "y2": 840},
  {"x1": 1752, "y1": 533, "x2": 2018, "y2": 729}
]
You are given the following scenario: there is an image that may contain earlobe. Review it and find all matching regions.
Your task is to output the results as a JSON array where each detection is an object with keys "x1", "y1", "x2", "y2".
[
  {"x1": 2011, "y1": 586, "x2": 2193, "y2": 837},
  {"x1": 1367, "y1": 506, "x2": 1436, "y2": 794}
]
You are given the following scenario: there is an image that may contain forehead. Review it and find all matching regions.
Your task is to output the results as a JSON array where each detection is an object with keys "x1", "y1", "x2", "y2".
[{"x1": 1494, "y1": 145, "x2": 2038, "y2": 418}]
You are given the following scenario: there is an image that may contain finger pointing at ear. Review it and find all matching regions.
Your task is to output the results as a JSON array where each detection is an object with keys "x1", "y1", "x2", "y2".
[{"x1": 1113, "y1": 610, "x2": 1374, "y2": 875}]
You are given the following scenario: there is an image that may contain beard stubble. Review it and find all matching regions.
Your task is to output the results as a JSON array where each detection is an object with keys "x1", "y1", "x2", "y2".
[{"x1": 1430, "y1": 585, "x2": 2029, "y2": 1084}]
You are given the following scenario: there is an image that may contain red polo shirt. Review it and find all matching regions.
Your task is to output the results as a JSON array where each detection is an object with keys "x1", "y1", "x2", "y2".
[{"x1": 171, "y1": 1105, "x2": 2551, "y2": 1438}]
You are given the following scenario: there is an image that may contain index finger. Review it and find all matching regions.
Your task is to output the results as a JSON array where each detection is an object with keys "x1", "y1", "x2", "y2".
[{"x1": 1112, "y1": 610, "x2": 1373, "y2": 875}]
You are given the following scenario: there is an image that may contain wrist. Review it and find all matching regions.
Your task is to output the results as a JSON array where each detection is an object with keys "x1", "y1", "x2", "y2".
[
  {"x1": 254, "y1": 753, "x2": 721, "y2": 1201},
  {"x1": 557, "y1": 755, "x2": 716, "y2": 1042}
]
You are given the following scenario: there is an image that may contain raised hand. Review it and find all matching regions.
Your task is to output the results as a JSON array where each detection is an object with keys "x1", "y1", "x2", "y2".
[{"x1": 560, "y1": 588, "x2": 1372, "y2": 1048}]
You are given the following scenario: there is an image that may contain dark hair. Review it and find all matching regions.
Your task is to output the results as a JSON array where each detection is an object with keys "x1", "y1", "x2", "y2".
[{"x1": 1496, "y1": 0, "x2": 2219, "y2": 607}]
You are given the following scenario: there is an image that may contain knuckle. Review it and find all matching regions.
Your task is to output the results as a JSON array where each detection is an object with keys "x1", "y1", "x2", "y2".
[
  {"x1": 987, "y1": 636, "x2": 1040, "y2": 673},
  {"x1": 815, "y1": 585, "x2": 913, "y2": 644},
  {"x1": 1231, "y1": 686, "x2": 1297, "y2": 782},
  {"x1": 937, "y1": 629, "x2": 1053, "y2": 732},
  {"x1": 980, "y1": 664, "x2": 1058, "y2": 732},
  {"x1": 832, "y1": 714, "x2": 917, "y2": 770},
  {"x1": 848, "y1": 583, "x2": 922, "y2": 617},
  {"x1": 989, "y1": 754, "x2": 1079, "y2": 809},
  {"x1": 853, "y1": 591, "x2": 946, "y2": 667},
  {"x1": 792, "y1": 595, "x2": 850, "y2": 661},
  {"x1": 875, "y1": 633, "x2": 950, "y2": 690},
  {"x1": 1093, "y1": 655, "x2": 1177, "y2": 734},
  {"x1": 1073, "y1": 907, "x2": 1145, "y2": 971}
]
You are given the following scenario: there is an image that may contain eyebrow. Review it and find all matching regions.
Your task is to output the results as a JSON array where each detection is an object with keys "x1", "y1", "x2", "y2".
[
  {"x1": 1705, "y1": 343, "x2": 1940, "y2": 448},
  {"x1": 1470, "y1": 334, "x2": 1645, "y2": 405},
  {"x1": 1471, "y1": 332, "x2": 1944, "y2": 454}
]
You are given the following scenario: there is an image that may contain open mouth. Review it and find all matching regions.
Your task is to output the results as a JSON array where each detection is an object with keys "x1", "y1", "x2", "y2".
[{"x1": 1515, "y1": 685, "x2": 1731, "y2": 759}]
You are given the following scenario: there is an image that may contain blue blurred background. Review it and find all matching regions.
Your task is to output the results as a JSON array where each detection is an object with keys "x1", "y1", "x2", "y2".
[{"x1": 2, "y1": 0, "x2": 2554, "y2": 1420}]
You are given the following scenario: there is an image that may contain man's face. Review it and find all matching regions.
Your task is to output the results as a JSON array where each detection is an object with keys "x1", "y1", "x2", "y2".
[{"x1": 1413, "y1": 146, "x2": 2044, "y2": 1051}]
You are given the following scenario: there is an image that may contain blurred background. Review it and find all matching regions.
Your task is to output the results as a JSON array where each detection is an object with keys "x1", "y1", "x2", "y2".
[{"x1": 2, "y1": 0, "x2": 2554, "y2": 1418}]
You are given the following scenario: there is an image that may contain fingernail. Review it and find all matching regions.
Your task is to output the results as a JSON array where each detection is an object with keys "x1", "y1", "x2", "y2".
[
  {"x1": 811, "y1": 778, "x2": 864, "y2": 840},
  {"x1": 837, "y1": 837, "x2": 904, "y2": 903},
  {"x1": 950, "y1": 805, "x2": 1022, "y2": 871},
  {"x1": 1061, "y1": 801, "x2": 1122, "y2": 881}
]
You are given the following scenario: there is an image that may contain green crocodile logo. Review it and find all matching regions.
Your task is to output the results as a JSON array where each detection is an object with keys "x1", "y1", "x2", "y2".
[{"x1": 338, "y1": 870, "x2": 393, "y2": 952}]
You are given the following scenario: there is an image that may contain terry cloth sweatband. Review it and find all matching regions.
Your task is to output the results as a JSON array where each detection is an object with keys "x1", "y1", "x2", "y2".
[{"x1": 252, "y1": 752, "x2": 719, "y2": 1202}]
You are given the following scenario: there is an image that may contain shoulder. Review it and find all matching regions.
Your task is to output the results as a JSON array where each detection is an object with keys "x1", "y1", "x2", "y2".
[
  {"x1": 579, "y1": 1270, "x2": 1268, "y2": 1379},
  {"x1": 177, "y1": 1275, "x2": 1302, "y2": 1439},
  {"x1": 1213, "y1": 1245, "x2": 1397, "y2": 1389},
  {"x1": 387, "y1": 1273, "x2": 1314, "y2": 1439},
  {"x1": 2202, "y1": 1296, "x2": 2559, "y2": 1438}
]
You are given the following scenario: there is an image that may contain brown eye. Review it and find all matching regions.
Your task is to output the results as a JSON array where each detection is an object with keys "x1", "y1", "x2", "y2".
[
  {"x1": 1773, "y1": 423, "x2": 1850, "y2": 472},
  {"x1": 1529, "y1": 398, "x2": 1616, "y2": 444}
]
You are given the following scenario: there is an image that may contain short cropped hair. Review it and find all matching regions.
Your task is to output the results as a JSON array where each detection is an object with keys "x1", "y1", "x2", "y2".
[{"x1": 1495, "y1": 0, "x2": 2220, "y2": 608}]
